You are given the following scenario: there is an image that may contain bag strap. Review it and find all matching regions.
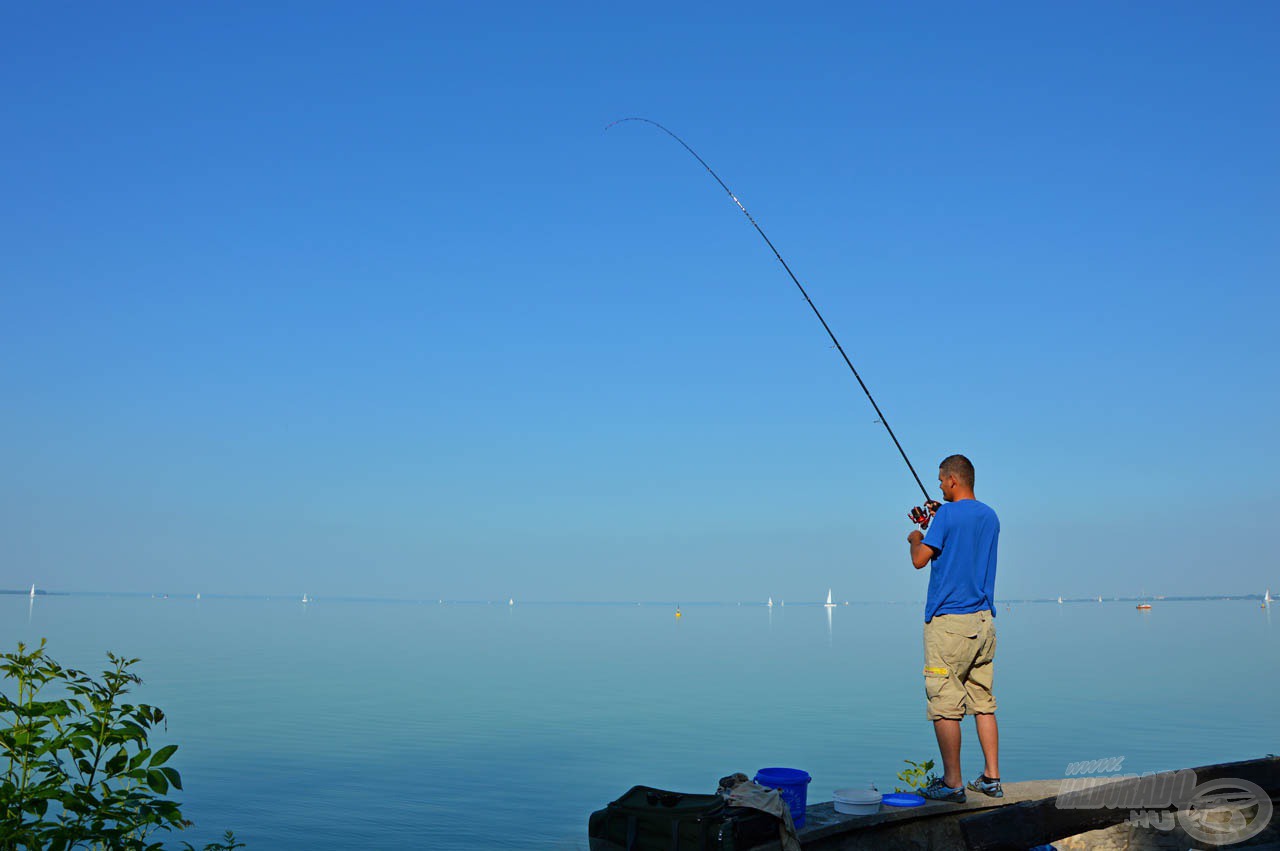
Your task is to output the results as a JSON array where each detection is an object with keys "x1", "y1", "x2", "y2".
[
  {"x1": 689, "y1": 807, "x2": 720, "y2": 851},
  {"x1": 667, "y1": 815, "x2": 708, "y2": 851}
]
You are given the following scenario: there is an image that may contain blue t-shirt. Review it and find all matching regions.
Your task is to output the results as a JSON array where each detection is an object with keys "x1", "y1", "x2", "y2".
[{"x1": 922, "y1": 499, "x2": 999, "y2": 623}]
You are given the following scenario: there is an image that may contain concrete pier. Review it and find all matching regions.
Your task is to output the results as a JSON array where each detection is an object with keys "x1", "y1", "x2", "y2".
[{"x1": 755, "y1": 756, "x2": 1280, "y2": 850}]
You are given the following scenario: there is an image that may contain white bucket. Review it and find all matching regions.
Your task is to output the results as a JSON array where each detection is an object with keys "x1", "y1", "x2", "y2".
[{"x1": 833, "y1": 788, "x2": 882, "y2": 815}]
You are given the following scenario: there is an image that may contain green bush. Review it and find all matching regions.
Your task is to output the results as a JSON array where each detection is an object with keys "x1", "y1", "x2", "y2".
[{"x1": 1, "y1": 640, "x2": 242, "y2": 850}]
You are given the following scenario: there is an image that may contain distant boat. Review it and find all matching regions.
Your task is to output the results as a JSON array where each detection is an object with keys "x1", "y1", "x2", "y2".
[
  {"x1": 824, "y1": 589, "x2": 837, "y2": 609},
  {"x1": 1057, "y1": 596, "x2": 1063, "y2": 604},
  {"x1": 675, "y1": 606, "x2": 682, "y2": 619},
  {"x1": 302, "y1": 593, "x2": 309, "y2": 604},
  {"x1": 29, "y1": 584, "x2": 36, "y2": 599},
  {"x1": 1097, "y1": 595, "x2": 1103, "y2": 603},
  {"x1": 1263, "y1": 589, "x2": 1272, "y2": 609},
  {"x1": 1136, "y1": 603, "x2": 1153, "y2": 610},
  {"x1": 508, "y1": 598, "x2": 514, "y2": 606},
  {"x1": 767, "y1": 597, "x2": 773, "y2": 608},
  {"x1": 196, "y1": 592, "x2": 202, "y2": 600}
]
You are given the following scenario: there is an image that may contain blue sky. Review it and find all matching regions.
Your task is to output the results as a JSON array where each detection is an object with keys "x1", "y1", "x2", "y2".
[{"x1": 3, "y1": 2, "x2": 1277, "y2": 602}]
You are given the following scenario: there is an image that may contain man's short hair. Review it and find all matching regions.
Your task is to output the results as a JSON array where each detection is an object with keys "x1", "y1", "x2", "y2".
[{"x1": 939, "y1": 454, "x2": 975, "y2": 488}]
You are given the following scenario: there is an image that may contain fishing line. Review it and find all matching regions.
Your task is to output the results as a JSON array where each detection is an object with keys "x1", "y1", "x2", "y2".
[{"x1": 607, "y1": 117, "x2": 932, "y2": 505}]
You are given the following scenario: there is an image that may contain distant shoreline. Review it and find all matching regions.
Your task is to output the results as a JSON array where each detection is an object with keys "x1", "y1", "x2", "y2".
[{"x1": 3, "y1": 590, "x2": 1274, "y2": 605}]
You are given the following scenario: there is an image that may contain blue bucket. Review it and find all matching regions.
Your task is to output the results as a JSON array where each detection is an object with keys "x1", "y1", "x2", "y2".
[{"x1": 753, "y1": 767, "x2": 812, "y2": 828}]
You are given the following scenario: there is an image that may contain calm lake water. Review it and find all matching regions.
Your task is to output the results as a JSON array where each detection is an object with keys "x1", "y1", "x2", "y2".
[{"x1": 3, "y1": 594, "x2": 1276, "y2": 849}]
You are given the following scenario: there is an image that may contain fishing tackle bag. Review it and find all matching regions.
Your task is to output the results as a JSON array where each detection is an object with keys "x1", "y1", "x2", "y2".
[{"x1": 588, "y1": 785, "x2": 782, "y2": 851}]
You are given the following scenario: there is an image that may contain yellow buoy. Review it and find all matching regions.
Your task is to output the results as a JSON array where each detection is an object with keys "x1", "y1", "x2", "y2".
[{"x1": 675, "y1": 606, "x2": 682, "y2": 618}]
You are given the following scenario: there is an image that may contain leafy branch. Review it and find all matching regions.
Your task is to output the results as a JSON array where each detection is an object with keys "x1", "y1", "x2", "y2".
[
  {"x1": 894, "y1": 758, "x2": 938, "y2": 794},
  {"x1": 1, "y1": 640, "x2": 241, "y2": 850}
]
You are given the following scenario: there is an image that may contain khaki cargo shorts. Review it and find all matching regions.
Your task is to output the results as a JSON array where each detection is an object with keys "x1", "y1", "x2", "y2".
[{"x1": 923, "y1": 610, "x2": 997, "y2": 721}]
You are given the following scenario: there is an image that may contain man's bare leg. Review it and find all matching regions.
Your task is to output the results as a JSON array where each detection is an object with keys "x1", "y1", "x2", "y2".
[
  {"x1": 975, "y1": 713, "x2": 1000, "y2": 779},
  {"x1": 932, "y1": 718, "x2": 963, "y2": 788}
]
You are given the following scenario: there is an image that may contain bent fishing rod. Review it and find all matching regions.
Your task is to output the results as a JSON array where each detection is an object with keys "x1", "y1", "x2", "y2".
[{"x1": 607, "y1": 117, "x2": 940, "y2": 526}]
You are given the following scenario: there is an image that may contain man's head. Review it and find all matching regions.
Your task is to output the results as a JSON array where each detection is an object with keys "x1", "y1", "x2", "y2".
[{"x1": 938, "y1": 454, "x2": 975, "y2": 502}]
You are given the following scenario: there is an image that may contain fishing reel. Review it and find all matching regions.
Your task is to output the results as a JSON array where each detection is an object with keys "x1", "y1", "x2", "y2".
[{"x1": 909, "y1": 500, "x2": 942, "y2": 530}]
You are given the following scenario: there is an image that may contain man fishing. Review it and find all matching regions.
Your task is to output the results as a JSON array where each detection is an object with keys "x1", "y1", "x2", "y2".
[
  {"x1": 613, "y1": 125, "x2": 1005, "y2": 802},
  {"x1": 906, "y1": 454, "x2": 1002, "y2": 802}
]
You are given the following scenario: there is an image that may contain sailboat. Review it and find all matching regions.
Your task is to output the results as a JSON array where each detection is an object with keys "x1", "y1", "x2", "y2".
[
  {"x1": 824, "y1": 589, "x2": 837, "y2": 608},
  {"x1": 196, "y1": 592, "x2": 201, "y2": 600},
  {"x1": 29, "y1": 584, "x2": 36, "y2": 599},
  {"x1": 1263, "y1": 589, "x2": 1272, "y2": 609},
  {"x1": 302, "y1": 593, "x2": 309, "y2": 604},
  {"x1": 1057, "y1": 596, "x2": 1063, "y2": 604},
  {"x1": 1097, "y1": 595, "x2": 1103, "y2": 603},
  {"x1": 508, "y1": 598, "x2": 514, "y2": 606},
  {"x1": 767, "y1": 597, "x2": 773, "y2": 608}
]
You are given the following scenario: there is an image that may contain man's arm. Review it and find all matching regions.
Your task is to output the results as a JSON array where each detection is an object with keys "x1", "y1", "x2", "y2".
[{"x1": 907, "y1": 530, "x2": 936, "y2": 569}]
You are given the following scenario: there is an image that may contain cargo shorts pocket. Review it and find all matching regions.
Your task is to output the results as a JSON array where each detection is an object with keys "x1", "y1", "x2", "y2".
[
  {"x1": 923, "y1": 664, "x2": 964, "y2": 721},
  {"x1": 940, "y1": 618, "x2": 980, "y2": 640}
]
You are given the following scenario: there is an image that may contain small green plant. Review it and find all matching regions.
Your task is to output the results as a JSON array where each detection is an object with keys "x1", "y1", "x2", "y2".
[
  {"x1": 894, "y1": 758, "x2": 937, "y2": 793},
  {"x1": 1, "y1": 639, "x2": 242, "y2": 850},
  {"x1": 180, "y1": 831, "x2": 245, "y2": 851}
]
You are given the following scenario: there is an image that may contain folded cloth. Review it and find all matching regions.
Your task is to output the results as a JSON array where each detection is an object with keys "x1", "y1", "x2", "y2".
[{"x1": 718, "y1": 778, "x2": 802, "y2": 851}]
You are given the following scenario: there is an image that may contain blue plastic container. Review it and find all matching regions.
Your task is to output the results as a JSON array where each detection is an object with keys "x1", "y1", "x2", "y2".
[
  {"x1": 753, "y1": 767, "x2": 812, "y2": 829},
  {"x1": 881, "y1": 792, "x2": 926, "y2": 808}
]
